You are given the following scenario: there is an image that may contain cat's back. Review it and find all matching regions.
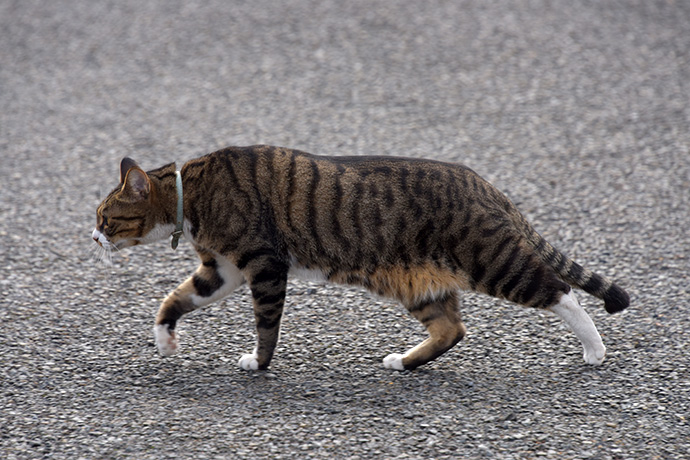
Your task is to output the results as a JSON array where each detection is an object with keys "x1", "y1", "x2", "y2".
[
  {"x1": 203, "y1": 146, "x2": 518, "y2": 267},
  {"x1": 200, "y1": 145, "x2": 517, "y2": 228}
]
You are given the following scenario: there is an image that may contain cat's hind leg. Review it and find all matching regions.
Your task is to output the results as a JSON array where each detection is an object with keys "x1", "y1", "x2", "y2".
[
  {"x1": 549, "y1": 289, "x2": 606, "y2": 365},
  {"x1": 384, "y1": 292, "x2": 466, "y2": 371},
  {"x1": 154, "y1": 252, "x2": 245, "y2": 356}
]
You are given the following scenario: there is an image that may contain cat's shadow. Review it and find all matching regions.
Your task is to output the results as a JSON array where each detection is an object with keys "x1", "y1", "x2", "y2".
[
  {"x1": 136, "y1": 357, "x2": 476, "y2": 410},
  {"x1": 133, "y1": 354, "x2": 604, "y2": 420}
]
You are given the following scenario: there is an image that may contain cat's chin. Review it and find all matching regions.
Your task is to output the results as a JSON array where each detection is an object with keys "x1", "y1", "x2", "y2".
[
  {"x1": 110, "y1": 239, "x2": 137, "y2": 250},
  {"x1": 139, "y1": 223, "x2": 177, "y2": 245}
]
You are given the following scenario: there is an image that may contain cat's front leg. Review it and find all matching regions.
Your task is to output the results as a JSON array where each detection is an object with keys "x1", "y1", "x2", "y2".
[
  {"x1": 238, "y1": 254, "x2": 289, "y2": 370},
  {"x1": 154, "y1": 253, "x2": 245, "y2": 356},
  {"x1": 153, "y1": 284, "x2": 192, "y2": 357}
]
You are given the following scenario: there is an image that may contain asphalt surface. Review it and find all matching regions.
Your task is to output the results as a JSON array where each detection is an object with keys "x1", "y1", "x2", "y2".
[{"x1": 1, "y1": 1, "x2": 689, "y2": 459}]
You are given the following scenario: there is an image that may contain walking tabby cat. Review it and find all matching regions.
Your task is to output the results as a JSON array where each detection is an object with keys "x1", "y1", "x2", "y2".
[{"x1": 92, "y1": 145, "x2": 629, "y2": 371}]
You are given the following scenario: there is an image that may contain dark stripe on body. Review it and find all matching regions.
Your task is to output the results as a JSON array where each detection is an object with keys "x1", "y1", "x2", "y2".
[
  {"x1": 306, "y1": 160, "x2": 323, "y2": 253},
  {"x1": 498, "y1": 254, "x2": 533, "y2": 300},
  {"x1": 415, "y1": 220, "x2": 436, "y2": 256},
  {"x1": 470, "y1": 244, "x2": 486, "y2": 286},
  {"x1": 330, "y1": 169, "x2": 352, "y2": 252},
  {"x1": 285, "y1": 155, "x2": 298, "y2": 234},
  {"x1": 351, "y1": 180, "x2": 365, "y2": 245},
  {"x1": 518, "y1": 274, "x2": 542, "y2": 305},
  {"x1": 221, "y1": 154, "x2": 253, "y2": 208},
  {"x1": 484, "y1": 244, "x2": 521, "y2": 297}
]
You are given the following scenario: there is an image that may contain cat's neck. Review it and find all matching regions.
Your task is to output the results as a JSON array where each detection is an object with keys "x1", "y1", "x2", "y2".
[{"x1": 148, "y1": 163, "x2": 181, "y2": 227}]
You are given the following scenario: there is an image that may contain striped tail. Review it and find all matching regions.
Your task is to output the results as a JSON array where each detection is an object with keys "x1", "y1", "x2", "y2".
[{"x1": 518, "y1": 218, "x2": 630, "y2": 313}]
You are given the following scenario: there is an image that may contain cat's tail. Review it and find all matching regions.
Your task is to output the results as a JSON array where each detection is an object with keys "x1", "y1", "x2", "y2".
[{"x1": 518, "y1": 218, "x2": 630, "y2": 314}]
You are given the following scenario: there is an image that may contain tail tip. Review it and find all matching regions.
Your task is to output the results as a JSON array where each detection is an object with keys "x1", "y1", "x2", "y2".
[{"x1": 604, "y1": 285, "x2": 630, "y2": 314}]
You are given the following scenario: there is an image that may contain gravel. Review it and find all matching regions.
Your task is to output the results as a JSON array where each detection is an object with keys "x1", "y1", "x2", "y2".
[{"x1": 1, "y1": 0, "x2": 689, "y2": 458}]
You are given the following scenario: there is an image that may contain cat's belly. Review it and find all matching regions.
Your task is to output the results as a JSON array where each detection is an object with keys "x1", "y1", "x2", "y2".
[
  {"x1": 287, "y1": 254, "x2": 328, "y2": 282},
  {"x1": 286, "y1": 251, "x2": 472, "y2": 305}
]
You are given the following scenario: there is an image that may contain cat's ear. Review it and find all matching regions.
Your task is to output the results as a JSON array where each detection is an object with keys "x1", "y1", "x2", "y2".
[
  {"x1": 120, "y1": 157, "x2": 140, "y2": 184},
  {"x1": 120, "y1": 158, "x2": 150, "y2": 200}
]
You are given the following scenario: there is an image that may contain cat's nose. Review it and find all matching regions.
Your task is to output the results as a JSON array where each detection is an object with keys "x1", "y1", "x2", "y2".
[{"x1": 92, "y1": 228, "x2": 102, "y2": 245}]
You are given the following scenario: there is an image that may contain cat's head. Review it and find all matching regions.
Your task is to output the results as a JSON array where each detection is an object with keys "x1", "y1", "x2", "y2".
[{"x1": 92, "y1": 158, "x2": 175, "y2": 252}]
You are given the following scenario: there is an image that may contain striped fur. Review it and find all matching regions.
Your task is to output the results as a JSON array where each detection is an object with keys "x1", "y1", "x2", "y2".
[{"x1": 93, "y1": 145, "x2": 629, "y2": 370}]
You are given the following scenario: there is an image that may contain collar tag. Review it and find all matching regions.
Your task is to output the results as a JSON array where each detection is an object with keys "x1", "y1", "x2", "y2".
[{"x1": 171, "y1": 170, "x2": 183, "y2": 250}]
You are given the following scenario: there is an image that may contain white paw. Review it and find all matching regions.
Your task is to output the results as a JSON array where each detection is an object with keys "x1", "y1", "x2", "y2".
[
  {"x1": 383, "y1": 353, "x2": 406, "y2": 371},
  {"x1": 238, "y1": 352, "x2": 260, "y2": 371},
  {"x1": 583, "y1": 345, "x2": 606, "y2": 366},
  {"x1": 153, "y1": 324, "x2": 178, "y2": 357}
]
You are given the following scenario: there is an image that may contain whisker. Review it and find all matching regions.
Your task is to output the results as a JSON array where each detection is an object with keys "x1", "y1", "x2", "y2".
[
  {"x1": 88, "y1": 242, "x2": 101, "y2": 262},
  {"x1": 90, "y1": 241, "x2": 114, "y2": 267}
]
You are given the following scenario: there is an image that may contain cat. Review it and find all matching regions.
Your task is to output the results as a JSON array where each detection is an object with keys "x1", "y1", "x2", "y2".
[{"x1": 92, "y1": 145, "x2": 629, "y2": 371}]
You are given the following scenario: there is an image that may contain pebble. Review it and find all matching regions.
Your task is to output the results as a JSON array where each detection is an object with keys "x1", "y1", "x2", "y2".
[{"x1": 2, "y1": 1, "x2": 690, "y2": 459}]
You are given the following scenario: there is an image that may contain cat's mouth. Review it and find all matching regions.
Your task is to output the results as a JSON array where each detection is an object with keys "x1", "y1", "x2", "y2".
[
  {"x1": 91, "y1": 228, "x2": 109, "y2": 247},
  {"x1": 91, "y1": 228, "x2": 123, "y2": 249}
]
